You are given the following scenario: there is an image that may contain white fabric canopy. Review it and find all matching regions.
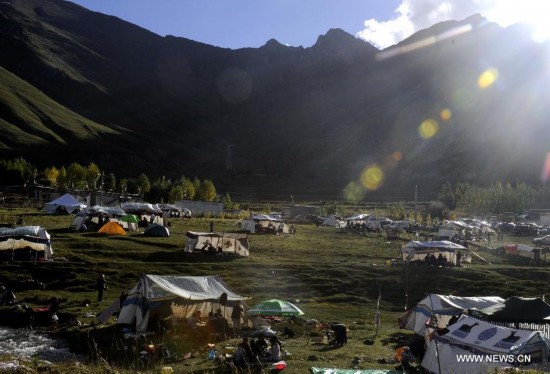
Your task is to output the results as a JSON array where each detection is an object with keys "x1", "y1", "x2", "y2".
[
  {"x1": 137, "y1": 274, "x2": 248, "y2": 301},
  {"x1": 399, "y1": 294, "x2": 504, "y2": 336}
]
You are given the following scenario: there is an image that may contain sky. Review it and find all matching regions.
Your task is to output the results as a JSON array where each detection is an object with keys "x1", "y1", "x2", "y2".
[{"x1": 67, "y1": 0, "x2": 550, "y2": 50}]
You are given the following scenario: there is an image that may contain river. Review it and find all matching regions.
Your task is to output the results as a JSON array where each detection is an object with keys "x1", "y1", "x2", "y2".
[{"x1": 0, "y1": 326, "x2": 83, "y2": 366}]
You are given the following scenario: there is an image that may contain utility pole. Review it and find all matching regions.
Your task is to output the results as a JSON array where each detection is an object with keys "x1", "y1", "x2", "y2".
[
  {"x1": 100, "y1": 171, "x2": 104, "y2": 206},
  {"x1": 414, "y1": 185, "x2": 418, "y2": 224}
]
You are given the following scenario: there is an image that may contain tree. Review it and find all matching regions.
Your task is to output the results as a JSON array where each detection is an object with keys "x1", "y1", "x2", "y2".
[
  {"x1": 107, "y1": 173, "x2": 116, "y2": 192},
  {"x1": 181, "y1": 178, "x2": 195, "y2": 200},
  {"x1": 438, "y1": 181, "x2": 455, "y2": 209},
  {"x1": 43, "y1": 166, "x2": 60, "y2": 187},
  {"x1": 168, "y1": 185, "x2": 184, "y2": 203},
  {"x1": 57, "y1": 167, "x2": 68, "y2": 189},
  {"x1": 67, "y1": 163, "x2": 87, "y2": 189},
  {"x1": 137, "y1": 174, "x2": 151, "y2": 196},
  {"x1": 198, "y1": 179, "x2": 216, "y2": 201},
  {"x1": 222, "y1": 193, "x2": 239, "y2": 210},
  {"x1": 119, "y1": 178, "x2": 128, "y2": 194},
  {"x1": 192, "y1": 177, "x2": 201, "y2": 200},
  {"x1": 86, "y1": 163, "x2": 101, "y2": 190}
]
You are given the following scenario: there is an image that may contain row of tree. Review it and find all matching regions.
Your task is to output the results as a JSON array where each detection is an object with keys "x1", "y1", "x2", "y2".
[
  {"x1": 1, "y1": 157, "x2": 548, "y2": 213},
  {"x1": 0, "y1": 158, "x2": 218, "y2": 203},
  {"x1": 438, "y1": 181, "x2": 550, "y2": 216}
]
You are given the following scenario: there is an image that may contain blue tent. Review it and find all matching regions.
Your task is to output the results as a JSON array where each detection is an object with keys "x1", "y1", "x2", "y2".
[{"x1": 144, "y1": 223, "x2": 169, "y2": 237}]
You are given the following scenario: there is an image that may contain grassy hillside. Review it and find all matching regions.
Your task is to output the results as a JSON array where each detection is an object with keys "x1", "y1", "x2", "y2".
[
  {"x1": 0, "y1": 67, "x2": 121, "y2": 150},
  {"x1": 0, "y1": 208, "x2": 549, "y2": 372}
]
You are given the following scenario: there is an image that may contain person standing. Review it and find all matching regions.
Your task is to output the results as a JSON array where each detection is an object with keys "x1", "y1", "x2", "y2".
[
  {"x1": 209, "y1": 221, "x2": 214, "y2": 232},
  {"x1": 231, "y1": 300, "x2": 244, "y2": 337},
  {"x1": 96, "y1": 274, "x2": 107, "y2": 302}
]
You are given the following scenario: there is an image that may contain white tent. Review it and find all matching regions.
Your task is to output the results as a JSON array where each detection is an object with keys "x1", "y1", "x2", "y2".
[
  {"x1": 117, "y1": 275, "x2": 249, "y2": 332},
  {"x1": 239, "y1": 214, "x2": 289, "y2": 234},
  {"x1": 398, "y1": 294, "x2": 505, "y2": 337},
  {"x1": 185, "y1": 231, "x2": 249, "y2": 256},
  {"x1": 438, "y1": 220, "x2": 472, "y2": 239},
  {"x1": 121, "y1": 202, "x2": 162, "y2": 215},
  {"x1": 44, "y1": 193, "x2": 86, "y2": 214},
  {"x1": 0, "y1": 226, "x2": 53, "y2": 260},
  {"x1": 421, "y1": 315, "x2": 549, "y2": 373},
  {"x1": 401, "y1": 240, "x2": 467, "y2": 265}
]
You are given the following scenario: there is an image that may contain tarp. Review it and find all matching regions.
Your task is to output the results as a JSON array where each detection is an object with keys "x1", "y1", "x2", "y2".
[
  {"x1": 98, "y1": 221, "x2": 126, "y2": 235},
  {"x1": 0, "y1": 226, "x2": 52, "y2": 259},
  {"x1": 144, "y1": 223, "x2": 169, "y2": 237},
  {"x1": 472, "y1": 297, "x2": 550, "y2": 324},
  {"x1": 401, "y1": 240, "x2": 466, "y2": 265},
  {"x1": 185, "y1": 231, "x2": 249, "y2": 256},
  {"x1": 117, "y1": 274, "x2": 249, "y2": 332},
  {"x1": 504, "y1": 244, "x2": 538, "y2": 259},
  {"x1": 44, "y1": 193, "x2": 86, "y2": 214},
  {"x1": 398, "y1": 294, "x2": 505, "y2": 336},
  {"x1": 421, "y1": 315, "x2": 550, "y2": 373}
]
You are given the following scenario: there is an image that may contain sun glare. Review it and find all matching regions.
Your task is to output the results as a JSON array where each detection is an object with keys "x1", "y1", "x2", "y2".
[
  {"x1": 488, "y1": 0, "x2": 550, "y2": 43},
  {"x1": 478, "y1": 68, "x2": 498, "y2": 89}
]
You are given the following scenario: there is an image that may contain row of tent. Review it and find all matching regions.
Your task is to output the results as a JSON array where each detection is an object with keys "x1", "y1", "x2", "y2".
[
  {"x1": 44, "y1": 194, "x2": 191, "y2": 217},
  {"x1": 399, "y1": 294, "x2": 550, "y2": 373}
]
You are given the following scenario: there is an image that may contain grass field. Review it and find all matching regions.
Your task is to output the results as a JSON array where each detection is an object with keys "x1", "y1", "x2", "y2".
[{"x1": 0, "y1": 208, "x2": 549, "y2": 373}]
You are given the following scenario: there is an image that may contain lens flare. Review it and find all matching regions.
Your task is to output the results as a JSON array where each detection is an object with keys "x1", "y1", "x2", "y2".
[
  {"x1": 392, "y1": 151, "x2": 402, "y2": 161},
  {"x1": 343, "y1": 181, "x2": 365, "y2": 202},
  {"x1": 478, "y1": 68, "x2": 499, "y2": 89},
  {"x1": 440, "y1": 108, "x2": 452, "y2": 121},
  {"x1": 418, "y1": 119, "x2": 439, "y2": 139},
  {"x1": 360, "y1": 165, "x2": 384, "y2": 191}
]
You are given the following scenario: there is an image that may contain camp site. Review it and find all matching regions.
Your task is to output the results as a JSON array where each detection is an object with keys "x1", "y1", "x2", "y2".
[{"x1": 2, "y1": 202, "x2": 550, "y2": 374}]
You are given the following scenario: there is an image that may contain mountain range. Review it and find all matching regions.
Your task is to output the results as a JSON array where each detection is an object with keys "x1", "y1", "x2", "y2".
[{"x1": 1, "y1": 0, "x2": 549, "y2": 201}]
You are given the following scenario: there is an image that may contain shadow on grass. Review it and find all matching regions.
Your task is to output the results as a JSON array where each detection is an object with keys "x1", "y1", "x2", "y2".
[
  {"x1": 145, "y1": 251, "x2": 245, "y2": 263},
  {"x1": 49, "y1": 227, "x2": 74, "y2": 234}
]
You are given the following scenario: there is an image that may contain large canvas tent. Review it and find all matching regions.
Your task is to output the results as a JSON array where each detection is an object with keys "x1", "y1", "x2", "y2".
[
  {"x1": 44, "y1": 193, "x2": 86, "y2": 214},
  {"x1": 185, "y1": 231, "x2": 249, "y2": 256},
  {"x1": 401, "y1": 240, "x2": 467, "y2": 265},
  {"x1": 117, "y1": 275, "x2": 249, "y2": 332},
  {"x1": 238, "y1": 214, "x2": 289, "y2": 234},
  {"x1": 421, "y1": 315, "x2": 549, "y2": 373},
  {"x1": 398, "y1": 294, "x2": 505, "y2": 336},
  {"x1": 0, "y1": 226, "x2": 53, "y2": 260}
]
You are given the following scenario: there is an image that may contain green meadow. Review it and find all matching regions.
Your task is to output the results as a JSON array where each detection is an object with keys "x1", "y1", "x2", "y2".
[{"x1": 0, "y1": 208, "x2": 548, "y2": 373}]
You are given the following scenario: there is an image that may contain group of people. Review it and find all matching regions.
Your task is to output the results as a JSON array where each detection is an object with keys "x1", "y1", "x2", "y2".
[
  {"x1": 233, "y1": 335, "x2": 283, "y2": 367},
  {"x1": 423, "y1": 253, "x2": 449, "y2": 266}
]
